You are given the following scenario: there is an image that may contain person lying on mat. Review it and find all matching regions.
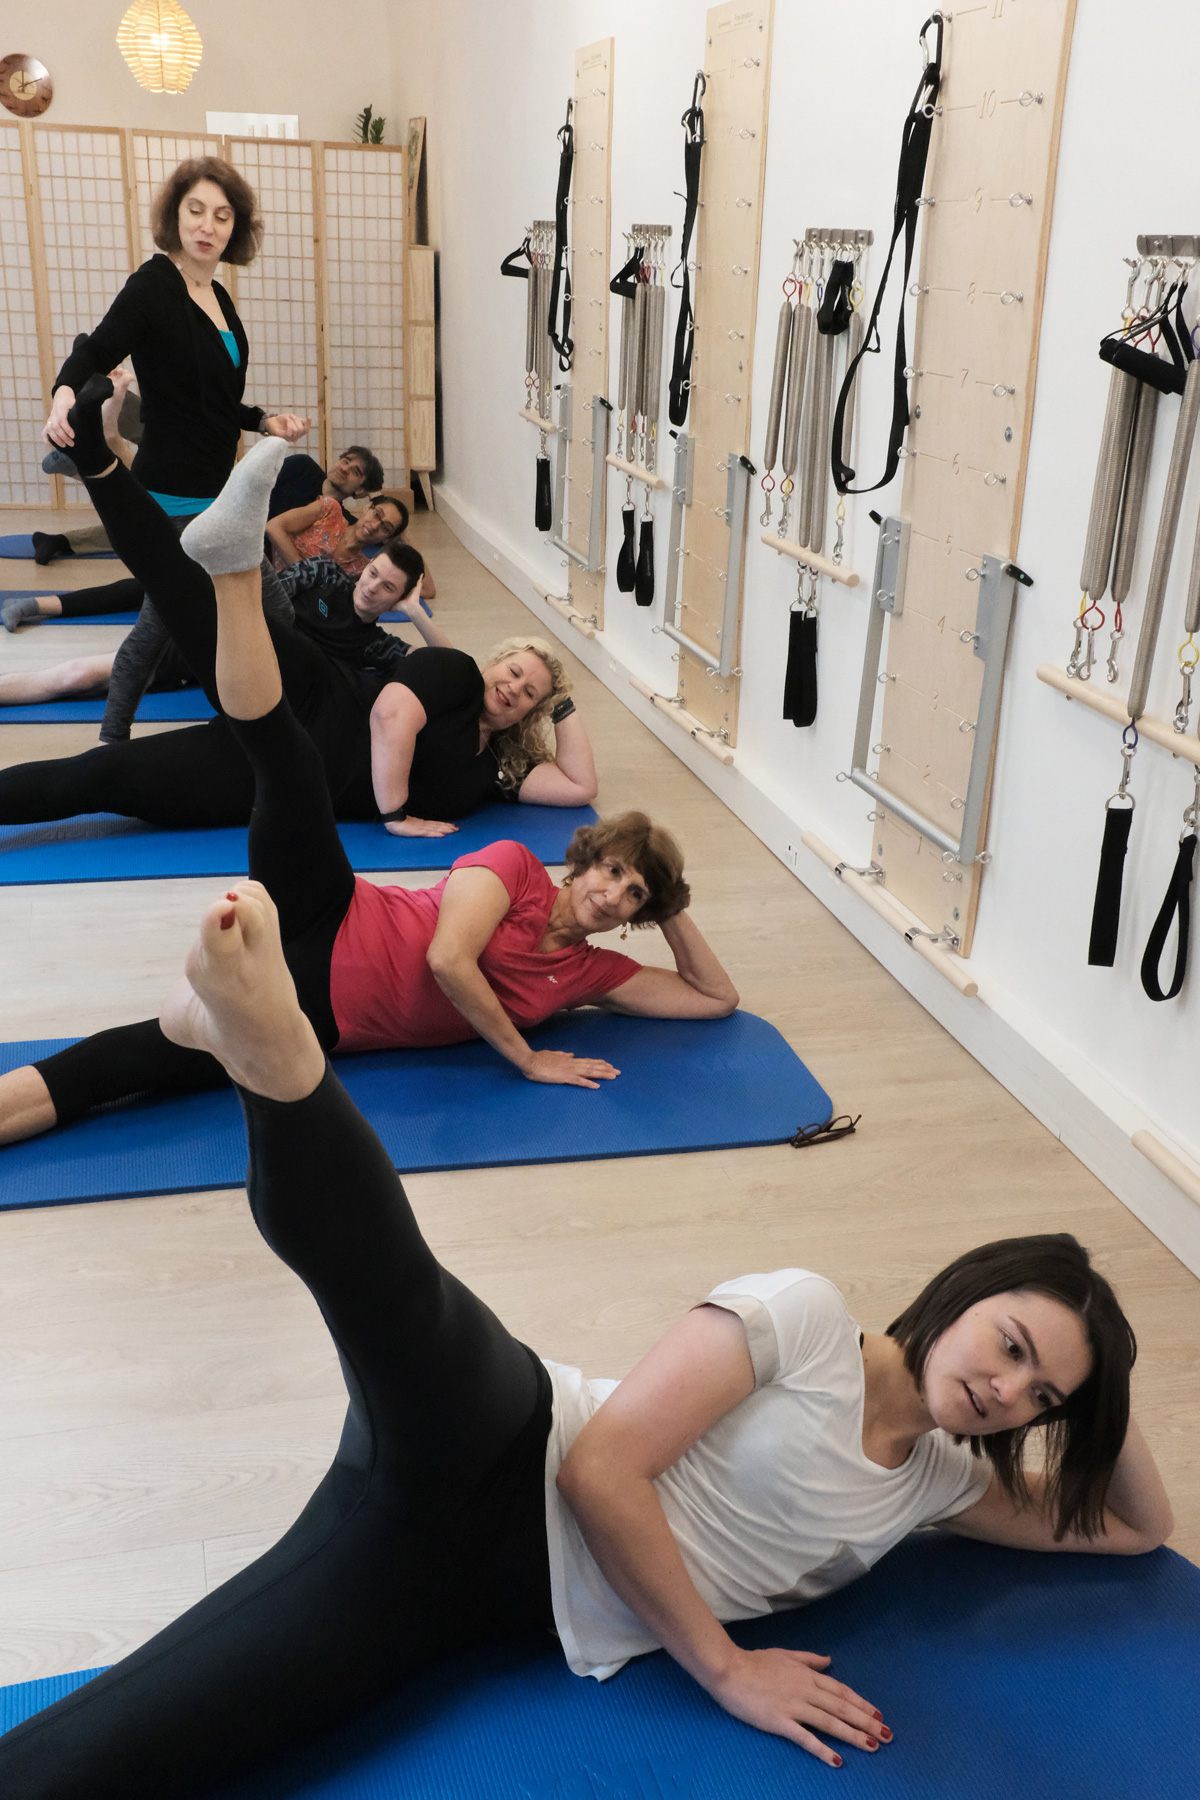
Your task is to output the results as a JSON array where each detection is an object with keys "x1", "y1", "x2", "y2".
[
  {"x1": 0, "y1": 383, "x2": 591, "y2": 828},
  {"x1": 267, "y1": 443, "x2": 384, "y2": 521},
  {"x1": 0, "y1": 898, "x2": 1171, "y2": 1800},
  {"x1": 265, "y1": 490, "x2": 407, "y2": 578}
]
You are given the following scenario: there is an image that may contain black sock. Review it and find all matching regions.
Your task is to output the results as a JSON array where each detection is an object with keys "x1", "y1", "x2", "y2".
[
  {"x1": 32, "y1": 531, "x2": 72, "y2": 565},
  {"x1": 65, "y1": 374, "x2": 116, "y2": 479}
]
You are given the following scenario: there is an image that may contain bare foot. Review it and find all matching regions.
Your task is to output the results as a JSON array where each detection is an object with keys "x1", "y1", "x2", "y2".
[{"x1": 160, "y1": 881, "x2": 326, "y2": 1102}]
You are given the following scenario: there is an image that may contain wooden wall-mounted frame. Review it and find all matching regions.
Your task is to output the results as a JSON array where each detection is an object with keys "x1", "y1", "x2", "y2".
[
  {"x1": 868, "y1": 0, "x2": 1078, "y2": 955},
  {"x1": 672, "y1": 0, "x2": 775, "y2": 745},
  {"x1": 565, "y1": 37, "x2": 615, "y2": 633}
]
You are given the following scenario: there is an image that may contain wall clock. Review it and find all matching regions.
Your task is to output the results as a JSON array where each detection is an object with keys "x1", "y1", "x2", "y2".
[{"x1": 0, "y1": 54, "x2": 53, "y2": 119}]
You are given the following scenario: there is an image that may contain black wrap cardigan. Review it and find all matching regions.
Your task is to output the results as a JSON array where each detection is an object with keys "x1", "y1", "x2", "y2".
[{"x1": 54, "y1": 254, "x2": 266, "y2": 498}]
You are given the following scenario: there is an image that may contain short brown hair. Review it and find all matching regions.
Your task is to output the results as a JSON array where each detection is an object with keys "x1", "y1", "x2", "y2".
[
  {"x1": 151, "y1": 157, "x2": 263, "y2": 267},
  {"x1": 375, "y1": 538, "x2": 424, "y2": 598},
  {"x1": 563, "y1": 811, "x2": 690, "y2": 927}
]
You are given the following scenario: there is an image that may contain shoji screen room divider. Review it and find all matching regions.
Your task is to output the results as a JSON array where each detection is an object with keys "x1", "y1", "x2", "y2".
[{"x1": 0, "y1": 122, "x2": 407, "y2": 509}]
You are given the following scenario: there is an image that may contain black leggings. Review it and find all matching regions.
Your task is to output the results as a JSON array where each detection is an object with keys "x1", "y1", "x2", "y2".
[
  {"x1": 0, "y1": 463, "x2": 370, "y2": 828},
  {"x1": 35, "y1": 697, "x2": 358, "y2": 1123},
  {"x1": 57, "y1": 576, "x2": 145, "y2": 618},
  {"x1": 0, "y1": 1069, "x2": 555, "y2": 1800}
]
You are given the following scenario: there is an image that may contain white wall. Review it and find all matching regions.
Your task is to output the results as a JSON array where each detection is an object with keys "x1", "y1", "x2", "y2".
[
  {"x1": 393, "y1": 0, "x2": 1200, "y2": 1270},
  {"x1": 2, "y1": 0, "x2": 397, "y2": 142}
]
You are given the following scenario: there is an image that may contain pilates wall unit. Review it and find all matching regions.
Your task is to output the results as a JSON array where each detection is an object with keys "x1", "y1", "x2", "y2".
[
  {"x1": 843, "y1": 2, "x2": 1077, "y2": 961},
  {"x1": 562, "y1": 41, "x2": 615, "y2": 638},
  {"x1": 0, "y1": 123, "x2": 408, "y2": 508},
  {"x1": 659, "y1": 0, "x2": 775, "y2": 751}
]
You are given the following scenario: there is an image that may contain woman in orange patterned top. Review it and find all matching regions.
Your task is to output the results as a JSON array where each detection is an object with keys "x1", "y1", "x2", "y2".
[{"x1": 266, "y1": 492, "x2": 407, "y2": 579}]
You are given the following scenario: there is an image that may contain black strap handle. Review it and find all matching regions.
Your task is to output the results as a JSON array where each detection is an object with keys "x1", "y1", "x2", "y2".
[
  {"x1": 817, "y1": 261, "x2": 855, "y2": 337},
  {"x1": 610, "y1": 246, "x2": 644, "y2": 300},
  {"x1": 500, "y1": 237, "x2": 531, "y2": 280},
  {"x1": 546, "y1": 102, "x2": 574, "y2": 371},
  {"x1": 829, "y1": 15, "x2": 944, "y2": 495},
  {"x1": 668, "y1": 74, "x2": 706, "y2": 429},
  {"x1": 1088, "y1": 803, "x2": 1134, "y2": 966},
  {"x1": 1140, "y1": 833, "x2": 1197, "y2": 1000}
]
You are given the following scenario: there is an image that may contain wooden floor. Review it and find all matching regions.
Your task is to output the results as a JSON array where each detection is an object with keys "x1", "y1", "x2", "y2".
[{"x1": 0, "y1": 508, "x2": 1196, "y2": 1687}]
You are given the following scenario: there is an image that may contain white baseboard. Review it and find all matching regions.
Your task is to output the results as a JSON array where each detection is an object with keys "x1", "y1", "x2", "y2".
[{"x1": 433, "y1": 480, "x2": 1200, "y2": 1279}]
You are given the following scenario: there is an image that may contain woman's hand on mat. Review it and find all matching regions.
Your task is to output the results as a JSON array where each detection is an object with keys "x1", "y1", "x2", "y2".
[
  {"x1": 385, "y1": 816, "x2": 459, "y2": 838},
  {"x1": 43, "y1": 387, "x2": 76, "y2": 448},
  {"x1": 263, "y1": 413, "x2": 311, "y2": 443},
  {"x1": 708, "y1": 1647, "x2": 889, "y2": 1767},
  {"x1": 523, "y1": 1049, "x2": 620, "y2": 1089}
]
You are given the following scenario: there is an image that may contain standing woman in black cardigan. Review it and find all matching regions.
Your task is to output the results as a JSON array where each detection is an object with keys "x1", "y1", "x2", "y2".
[{"x1": 41, "y1": 157, "x2": 310, "y2": 732}]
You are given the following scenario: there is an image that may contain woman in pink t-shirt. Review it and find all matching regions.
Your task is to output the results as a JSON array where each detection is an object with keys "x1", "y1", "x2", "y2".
[{"x1": 2, "y1": 558, "x2": 738, "y2": 1144}]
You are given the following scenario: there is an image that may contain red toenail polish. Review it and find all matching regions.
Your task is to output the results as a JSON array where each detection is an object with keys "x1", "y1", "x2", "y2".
[
  {"x1": 831, "y1": 1755, "x2": 842, "y2": 1768},
  {"x1": 220, "y1": 911, "x2": 234, "y2": 931},
  {"x1": 865, "y1": 1736, "x2": 878, "y2": 1750},
  {"x1": 872, "y1": 1710, "x2": 883, "y2": 1720},
  {"x1": 879, "y1": 1727, "x2": 893, "y2": 1742}
]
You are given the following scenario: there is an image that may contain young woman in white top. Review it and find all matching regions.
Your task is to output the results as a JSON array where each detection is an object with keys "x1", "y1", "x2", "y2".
[{"x1": 0, "y1": 895, "x2": 1173, "y2": 1798}]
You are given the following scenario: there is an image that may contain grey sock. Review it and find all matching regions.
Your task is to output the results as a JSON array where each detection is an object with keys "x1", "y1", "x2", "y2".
[
  {"x1": 180, "y1": 438, "x2": 289, "y2": 576},
  {"x1": 2, "y1": 595, "x2": 44, "y2": 632}
]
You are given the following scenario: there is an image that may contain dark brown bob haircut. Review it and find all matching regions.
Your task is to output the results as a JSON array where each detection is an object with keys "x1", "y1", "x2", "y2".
[
  {"x1": 373, "y1": 537, "x2": 424, "y2": 599},
  {"x1": 563, "y1": 811, "x2": 690, "y2": 928},
  {"x1": 887, "y1": 1233, "x2": 1136, "y2": 1542},
  {"x1": 151, "y1": 157, "x2": 264, "y2": 267}
]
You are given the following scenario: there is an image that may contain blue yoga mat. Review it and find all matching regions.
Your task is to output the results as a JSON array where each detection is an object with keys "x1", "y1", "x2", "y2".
[
  {"x1": 38, "y1": 608, "x2": 423, "y2": 626},
  {"x1": 1, "y1": 1535, "x2": 1194, "y2": 1797},
  {"x1": 0, "y1": 802, "x2": 596, "y2": 884},
  {"x1": 0, "y1": 536, "x2": 115, "y2": 560},
  {"x1": 0, "y1": 690, "x2": 215, "y2": 723},
  {"x1": 0, "y1": 1011, "x2": 827, "y2": 1208}
]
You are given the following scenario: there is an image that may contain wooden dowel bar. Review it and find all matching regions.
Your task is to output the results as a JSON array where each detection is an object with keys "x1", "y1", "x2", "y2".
[
  {"x1": 799, "y1": 832, "x2": 980, "y2": 998},
  {"x1": 1133, "y1": 1130, "x2": 1200, "y2": 1211},
  {"x1": 605, "y1": 453, "x2": 669, "y2": 491},
  {"x1": 629, "y1": 676, "x2": 735, "y2": 765},
  {"x1": 1036, "y1": 664, "x2": 1200, "y2": 767},
  {"x1": 532, "y1": 581, "x2": 596, "y2": 640},
  {"x1": 759, "y1": 531, "x2": 860, "y2": 588},
  {"x1": 519, "y1": 406, "x2": 555, "y2": 430}
]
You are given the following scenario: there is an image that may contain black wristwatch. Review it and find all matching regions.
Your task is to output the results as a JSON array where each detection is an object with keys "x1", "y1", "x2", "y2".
[
  {"x1": 380, "y1": 805, "x2": 408, "y2": 824},
  {"x1": 551, "y1": 696, "x2": 576, "y2": 725}
]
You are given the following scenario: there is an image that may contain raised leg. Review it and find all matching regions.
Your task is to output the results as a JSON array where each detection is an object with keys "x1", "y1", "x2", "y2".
[{"x1": 0, "y1": 893, "x2": 551, "y2": 1799}]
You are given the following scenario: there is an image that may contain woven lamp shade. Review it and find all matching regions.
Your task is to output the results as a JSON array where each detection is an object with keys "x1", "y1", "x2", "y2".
[{"x1": 117, "y1": 0, "x2": 204, "y2": 94}]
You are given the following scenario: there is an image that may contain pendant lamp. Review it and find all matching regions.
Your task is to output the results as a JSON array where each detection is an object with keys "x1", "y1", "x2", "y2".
[{"x1": 117, "y1": 0, "x2": 203, "y2": 95}]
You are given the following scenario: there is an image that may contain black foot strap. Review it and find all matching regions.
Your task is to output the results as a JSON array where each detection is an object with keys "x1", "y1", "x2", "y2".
[
  {"x1": 534, "y1": 456, "x2": 552, "y2": 531},
  {"x1": 1141, "y1": 832, "x2": 1197, "y2": 1000},
  {"x1": 616, "y1": 503, "x2": 637, "y2": 590},
  {"x1": 635, "y1": 518, "x2": 655, "y2": 606},
  {"x1": 1088, "y1": 803, "x2": 1134, "y2": 966},
  {"x1": 782, "y1": 611, "x2": 818, "y2": 727}
]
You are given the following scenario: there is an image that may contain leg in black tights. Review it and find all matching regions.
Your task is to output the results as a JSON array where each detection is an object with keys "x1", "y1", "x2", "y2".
[
  {"x1": 0, "y1": 1070, "x2": 553, "y2": 1800},
  {"x1": 34, "y1": 697, "x2": 357, "y2": 1121},
  {"x1": 57, "y1": 577, "x2": 145, "y2": 618}
]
